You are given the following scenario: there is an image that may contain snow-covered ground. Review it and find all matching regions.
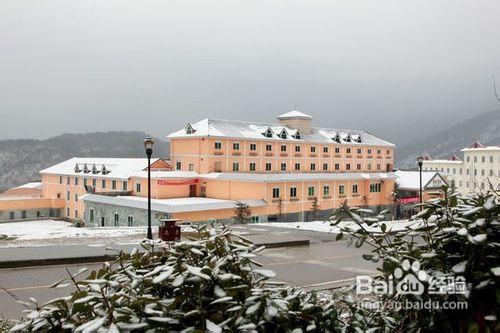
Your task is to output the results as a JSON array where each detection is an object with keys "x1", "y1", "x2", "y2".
[
  {"x1": 259, "y1": 219, "x2": 422, "y2": 234},
  {"x1": 0, "y1": 220, "x2": 200, "y2": 247}
]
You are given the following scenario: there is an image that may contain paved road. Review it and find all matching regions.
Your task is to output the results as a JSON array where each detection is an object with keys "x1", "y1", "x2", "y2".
[{"x1": 0, "y1": 225, "x2": 376, "y2": 319}]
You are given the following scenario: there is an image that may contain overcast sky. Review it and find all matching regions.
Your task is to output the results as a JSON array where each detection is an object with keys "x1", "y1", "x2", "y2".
[{"x1": 1, "y1": 0, "x2": 499, "y2": 144}]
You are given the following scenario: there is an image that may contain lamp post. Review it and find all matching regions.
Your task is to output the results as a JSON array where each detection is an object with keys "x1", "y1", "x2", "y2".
[
  {"x1": 417, "y1": 156, "x2": 424, "y2": 207},
  {"x1": 144, "y1": 136, "x2": 154, "y2": 239}
]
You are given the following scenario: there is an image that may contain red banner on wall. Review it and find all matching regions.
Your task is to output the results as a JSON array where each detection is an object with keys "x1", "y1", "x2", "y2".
[
  {"x1": 398, "y1": 196, "x2": 420, "y2": 204},
  {"x1": 157, "y1": 179, "x2": 199, "y2": 186}
]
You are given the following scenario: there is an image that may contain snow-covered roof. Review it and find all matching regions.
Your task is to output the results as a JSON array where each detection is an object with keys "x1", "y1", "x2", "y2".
[
  {"x1": 14, "y1": 182, "x2": 42, "y2": 190},
  {"x1": 168, "y1": 118, "x2": 395, "y2": 147},
  {"x1": 422, "y1": 159, "x2": 463, "y2": 165},
  {"x1": 461, "y1": 145, "x2": 500, "y2": 152},
  {"x1": 40, "y1": 158, "x2": 160, "y2": 179},
  {"x1": 395, "y1": 170, "x2": 447, "y2": 191},
  {"x1": 277, "y1": 110, "x2": 312, "y2": 119},
  {"x1": 130, "y1": 171, "x2": 199, "y2": 179},
  {"x1": 82, "y1": 195, "x2": 267, "y2": 213},
  {"x1": 201, "y1": 172, "x2": 396, "y2": 183}
]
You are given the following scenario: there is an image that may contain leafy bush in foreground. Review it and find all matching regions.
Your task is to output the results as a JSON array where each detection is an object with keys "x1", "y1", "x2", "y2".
[
  {"x1": 11, "y1": 228, "x2": 340, "y2": 332},
  {"x1": 331, "y1": 188, "x2": 500, "y2": 332}
]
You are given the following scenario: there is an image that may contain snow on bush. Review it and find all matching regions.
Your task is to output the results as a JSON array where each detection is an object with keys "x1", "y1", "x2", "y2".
[{"x1": 11, "y1": 227, "x2": 340, "y2": 332}]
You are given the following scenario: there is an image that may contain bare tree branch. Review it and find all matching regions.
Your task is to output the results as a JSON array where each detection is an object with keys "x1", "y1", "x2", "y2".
[{"x1": 492, "y1": 74, "x2": 500, "y2": 103}]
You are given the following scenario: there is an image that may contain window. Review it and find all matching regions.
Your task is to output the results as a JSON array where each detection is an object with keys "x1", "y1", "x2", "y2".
[
  {"x1": 339, "y1": 185, "x2": 345, "y2": 195},
  {"x1": 281, "y1": 145, "x2": 287, "y2": 152},
  {"x1": 308, "y1": 187, "x2": 315, "y2": 197},
  {"x1": 490, "y1": 156, "x2": 494, "y2": 163},
  {"x1": 123, "y1": 181, "x2": 128, "y2": 191},
  {"x1": 83, "y1": 178, "x2": 88, "y2": 186},
  {"x1": 294, "y1": 163, "x2": 300, "y2": 171},
  {"x1": 279, "y1": 130, "x2": 287, "y2": 139},
  {"x1": 323, "y1": 163, "x2": 328, "y2": 171},
  {"x1": 74, "y1": 193, "x2": 78, "y2": 202},
  {"x1": 249, "y1": 163, "x2": 256, "y2": 171},
  {"x1": 346, "y1": 148, "x2": 351, "y2": 154},
  {"x1": 310, "y1": 146, "x2": 316, "y2": 153},
  {"x1": 323, "y1": 146, "x2": 328, "y2": 153},
  {"x1": 21, "y1": 211, "x2": 27, "y2": 219},
  {"x1": 186, "y1": 124, "x2": 195, "y2": 134},
  {"x1": 272, "y1": 187, "x2": 280, "y2": 198},
  {"x1": 357, "y1": 163, "x2": 361, "y2": 170},
  {"x1": 250, "y1": 143, "x2": 257, "y2": 151},
  {"x1": 233, "y1": 163, "x2": 240, "y2": 171},
  {"x1": 481, "y1": 169, "x2": 485, "y2": 176},
  {"x1": 114, "y1": 213, "x2": 119, "y2": 227},
  {"x1": 281, "y1": 163, "x2": 286, "y2": 171},
  {"x1": 127, "y1": 216, "x2": 133, "y2": 227},
  {"x1": 89, "y1": 209, "x2": 94, "y2": 222},
  {"x1": 293, "y1": 131, "x2": 302, "y2": 140},
  {"x1": 352, "y1": 184, "x2": 358, "y2": 194},
  {"x1": 233, "y1": 142, "x2": 240, "y2": 150},
  {"x1": 376, "y1": 164, "x2": 381, "y2": 170},
  {"x1": 367, "y1": 149, "x2": 372, "y2": 154},
  {"x1": 59, "y1": 176, "x2": 63, "y2": 184},
  {"x1": 266, "y1": 144, "x2": 272, "y2": 151},
  {"x1": 215, "y1": 141, "x2": 222, "y2": 149},
  {"x1": 75, "y1": 210, "x2": 78, "y2": 219},
  {"x1": 367, "y1": 163, "x2": 372, "y2": 171},
  {"x1": 264, "y1": 128, "x2": 273, "y2": 138},
  {"x1": 189, "y1": 163, "x2": 195, "y2": 171},
  {"x1": 357, "y1": 148, "x2": 362, "y2": 154},
  {"x1": 335, "y1": 147, "x2": 340, "y2": 154},
  {"x1": 66, "y1": 207, "x2": 70, "y2": 217},
  {"x1": 323, "y1": 185, "x2": 330, "y2": 196},
  {"x1": 102, "y1": 179, "x2": 106, "y2": 189},
  {"x1": 93, "y1": 178, "x2": 97, "y2": 187},
  {"x1": 176, "y1": 161, "x2": 181, "y2": 170},
  {"x1": 290, "y1": 187, "x2": 297, "y2": 198},
  {"x1": 265, "y1": 163, "x2": 272, "y2": 171},
  {"x1": 36, "y1": 210, "x2": 40, "y2": 218},
  {"x1": 57, "y1": 193, "x2": 61, "y2": 199},
  {"x1": 9, "y1": 212, "x2": 15, "y2": 220},
  {"x1": 136, "y1": 183, "x2": 141, "y2": 192},
  {"x1": 334, "y1": 163, "x2": 340, "y2": 171},
  {"x1": 482, "y1": 156, "x2": 485, "y2": 163},
  {"x1": 250, "y1": 216, "x2": 260, "y2": 223},
  {"x1": 66, "y1": 191, "x2": 70, "y2": 201},
  {"x1": 346, "y1": 163, "x2": 351, "y2": 171},
  {"x1": 295, "y1": 145, "x2": 301, "y2": 152},
  {"x1": 74, "y1": 177, "x2": 79, "y2": 186},
  {"x1": 370, "y1": 183, "x2": 382, "y2": 193},
  {"x1": 386, "y1": 150, "x2": 391, "y2": 155},
  {"x1": 310, "y1": 163, "x2": 316, "y2": 171},
  {"x1": 467, "y1": 156, "x2": 470, "y2": 162},
  {"x1": 112, "y1": 180, "x2": 117, "y2": 190},
  {"x1": 67, "y1": 177, "x2": 71, "y2": 185}
]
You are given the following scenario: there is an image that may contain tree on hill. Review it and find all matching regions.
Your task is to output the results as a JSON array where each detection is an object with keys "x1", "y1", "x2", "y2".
[{"x1": 233, "y1": 201, "x2": 251, "y2": 223}]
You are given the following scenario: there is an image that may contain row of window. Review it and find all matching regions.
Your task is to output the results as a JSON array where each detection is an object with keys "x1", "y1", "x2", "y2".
[
  {"x1": 466, "y1": 156, "x2": 497, "y2": 163},
  {"x1": 425, "y1": 167, "x2": 500, "y2": 178},
  {"x1": 230, "y1": 162, "x2": 390, "y2": 172},
  {"x1": 218, "y1": 141, "x2": 390, "y2": 155},
  {"x1": 88, "y1": 209, "x2": 134, "y2": 227},
  {"x1": 269, "y1": 183, "x2": 380, "y2": 199},
  {"x1": 59, "y1": 176, "x2": 129, "y2": 191}
]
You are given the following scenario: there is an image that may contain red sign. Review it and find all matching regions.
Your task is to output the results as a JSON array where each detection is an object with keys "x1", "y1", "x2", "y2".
[
  {"x1": 398, "y1": 196, "x2": 420, "y2": 204},
  {"x1": 157, "y1": 179, "x2": 199, "y2": 186}
]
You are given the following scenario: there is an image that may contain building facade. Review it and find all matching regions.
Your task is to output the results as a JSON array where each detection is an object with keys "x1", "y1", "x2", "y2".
[
  {"x1": 1, "y1": 111, "x2": 397, "y2": 226},
  {"x1": 422, "y1": 142, "x2": 500, "y2": 196}
]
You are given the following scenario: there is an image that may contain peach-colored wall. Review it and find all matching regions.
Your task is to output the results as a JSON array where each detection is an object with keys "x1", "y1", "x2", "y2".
[
  {"x1": 1, "y1": 188, "x2": 41, "y2": 197},
  {"x1": 0, "y1": 197, "x2": 65, "y2": 211},
  {"x1": 170, "y1": 138, "x2": 394, "y2": 174}
]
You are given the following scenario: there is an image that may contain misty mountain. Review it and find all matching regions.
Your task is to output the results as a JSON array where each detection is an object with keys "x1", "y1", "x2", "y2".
[
  {"x1": 0, "y1": 131, "x2": 170, "y2": 192},
  {"x1": 397, "y1": 109, "x2": 500, "y2": 169}
]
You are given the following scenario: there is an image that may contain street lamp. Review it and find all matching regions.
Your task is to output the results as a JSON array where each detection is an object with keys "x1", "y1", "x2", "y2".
[
  {"x1": 416, "y1": 156, "x2": 424, "y2": 206},
  {"x1": 144, "y1": 136, "x2": 154, "y2": 239}
]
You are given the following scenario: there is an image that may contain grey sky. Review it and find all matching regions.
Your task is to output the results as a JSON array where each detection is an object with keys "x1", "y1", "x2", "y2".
[{"x1": 1, "y1": 0, "x2": 499, "y2": 144}]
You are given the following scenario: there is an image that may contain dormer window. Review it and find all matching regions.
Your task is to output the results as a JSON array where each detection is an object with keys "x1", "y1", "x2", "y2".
[
  {"x1": 355, "y1": 135, "x2": 362, "y2": 143},
  {"x1": 74, "y1": 164, "x2": 81, "y2": 173},
  {"x1": 279, "y1": 129, "x2": 288, "y2": 139},
  {"x1": 101, "y1": 165, "x2": 109, "y2": 175},
  {"x1": 83, "y1": 164, "x2": 90, "y2": 173},
  {"x1": 345, "y1": 134, "x2": 352, "y2": 143},
  {"x1": 185, "y1": 123, "x2": 196, "y2": 135},
  {"x1": 292, "y1": 130, "x2": 302, "y2": 140},
  {"x1": 92, "y1": 164, "x2": 99, "y2": 174},
  {"x1": 332, "y1": 134, "x2": 341, "y2": 143},
  {"x1": 263, "y1": 127, "x2": 274, "y2": 138}
]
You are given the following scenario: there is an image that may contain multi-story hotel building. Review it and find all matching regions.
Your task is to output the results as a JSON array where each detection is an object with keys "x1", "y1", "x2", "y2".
[
  {"x1": 1, "y1": 111, "x2": 397, "y2": 226},
  {"x1": 422, "y1": 141, "x2": 500, "y2": 196}
]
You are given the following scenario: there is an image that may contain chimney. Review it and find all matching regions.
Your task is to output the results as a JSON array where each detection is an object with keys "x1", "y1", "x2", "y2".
[{"x1": 277, "y1": 110, "x2": 313, "y2": 134}]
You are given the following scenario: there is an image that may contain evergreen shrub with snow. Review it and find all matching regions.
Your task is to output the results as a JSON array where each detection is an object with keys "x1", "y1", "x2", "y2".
[
  {"x1": 11, "y1": 228, "x2": 340, "y2": 332},
  {"x1": 331, "y1": 187, "x2": 500, "y2": 332}
]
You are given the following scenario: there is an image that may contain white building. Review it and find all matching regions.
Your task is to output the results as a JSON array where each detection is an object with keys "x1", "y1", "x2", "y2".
[{"x1": 422, "y1": 142, "x2": 500, "y2": 196}]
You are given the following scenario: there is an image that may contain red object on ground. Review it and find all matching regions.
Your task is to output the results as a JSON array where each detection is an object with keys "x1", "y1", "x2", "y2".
[
  {"x1": 399, "y1": 197, "x2": 420, "y2": 204},
  {"x1": 158, "y1": 219, "x2": 181, "y2": 241}
]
